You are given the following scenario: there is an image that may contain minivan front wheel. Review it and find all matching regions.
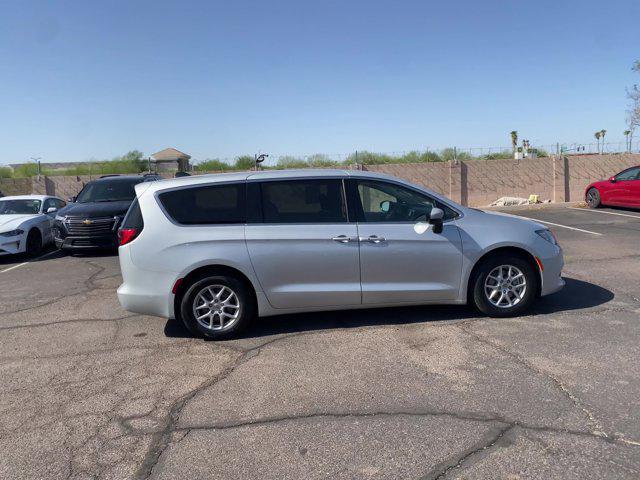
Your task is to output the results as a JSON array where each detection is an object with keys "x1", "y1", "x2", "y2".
[
  {"x1": 180, "y1": 275, "x2": 254, "y2": 339},
  {"x1": 471, "y1": 255, "x2": 538, "y2": 317}
]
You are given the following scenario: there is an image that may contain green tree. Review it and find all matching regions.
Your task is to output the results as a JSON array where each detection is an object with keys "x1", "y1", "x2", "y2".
[
  {"x1": 624, "y1": 130, "x2": 632, "y2": 152},
  {"x1": 0, "y1": 167, "x2": 12, "y2": 178},
  {"x1": 440, "y1": 148, "x2": 472, "y2": 161},
  {"x1": 510, "y1": 131, "x2": 518, "y2": 152},
  {"x1": 600, "y1": 129, "x2": 607, "y2": 152},
  {"x1": 594, "y1": 131, "x2": 601, "y2": 153}
]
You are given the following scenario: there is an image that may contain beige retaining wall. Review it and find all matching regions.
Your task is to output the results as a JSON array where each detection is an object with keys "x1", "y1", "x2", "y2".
[
  {"x1": 2, "y1": 153, "x2": 639, "y2": 206},
  {"x1": 364, "y1": 153, "x2": 640, "y2": 206}
]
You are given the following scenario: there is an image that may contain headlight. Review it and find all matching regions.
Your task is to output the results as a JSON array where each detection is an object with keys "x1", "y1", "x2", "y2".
[
  {"x1": 0, "y1": 229, "x2": 24, "y2": 237},
  {"x1": 536, "y1": 229, "x2": 558, "y2": 246},
  {"x1": 55, "y1": 215, "x2": 66, "y2": 221}
]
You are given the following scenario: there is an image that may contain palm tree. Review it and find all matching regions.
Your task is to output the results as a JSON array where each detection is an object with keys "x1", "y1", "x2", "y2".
[
  {"x1": 624, "y1": 130, "x2": 631, "y2": 152},
  {"x1": 594, "y1": 131, "x2": 601, "y2": 153},
  {"x1": 600, "y1": 129, "x2": 607, "y2": 153},
  {"x1": 510, "y1": 131, "x2": 518, "y2": 152}
]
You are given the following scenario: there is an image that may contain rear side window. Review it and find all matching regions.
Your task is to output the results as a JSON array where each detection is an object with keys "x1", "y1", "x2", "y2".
[
  {"x1": 122, "y1": 198, "x2": 144, "y2": 229},
  {"x1": 158, "y1": 183, "x2": 246, "y2": 225},
  {"x1": 260, "y1": 179, "x2": 347, "y2": 223}
]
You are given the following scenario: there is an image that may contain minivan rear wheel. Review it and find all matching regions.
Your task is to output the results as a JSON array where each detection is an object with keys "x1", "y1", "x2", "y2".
[
  {"x1": 180, "y1": 275, "x2": 254, "y2": 339},
  {"x1": 471, "y1": 254, "x2": 538, "y2": 317}
]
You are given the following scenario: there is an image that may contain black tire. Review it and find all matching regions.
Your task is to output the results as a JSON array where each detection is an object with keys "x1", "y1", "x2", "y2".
[
  {"x1": 179, "y1": 275, "x2": 255, "y2": 339},
  {"x1": 586, "y1": 188, "x2": 601, "y2": 208},
  {"x1": 25, "y1": 229, "x2": 42, "y2": 257},
  {"x1": 471, "y1": 254, "x2": 538, "y2": 317}
]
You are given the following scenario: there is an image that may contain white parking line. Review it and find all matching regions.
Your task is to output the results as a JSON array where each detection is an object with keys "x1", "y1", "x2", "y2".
[
  {"x1": 0, "y1": 249, "x2": 60, "y2": 273},
  {"x1": 515, "y1": 217, "x2": 603, "y2": 236},
  {"x1": 567, "y1": 207, "x2": 640, "y2": 220}
]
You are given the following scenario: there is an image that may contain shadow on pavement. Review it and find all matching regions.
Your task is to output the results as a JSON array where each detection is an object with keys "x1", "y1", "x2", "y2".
[
  {"x1": 164, "y1": 277, "x2": 614, "y2": 340},
  {"x1": 0, "y1": 247, "x2": 118, "y2": 266},
  {"x1": 0, "y1": 245, "x2": 61, "y2": 266}
]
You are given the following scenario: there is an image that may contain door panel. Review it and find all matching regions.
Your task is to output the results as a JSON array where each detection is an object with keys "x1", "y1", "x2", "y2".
[
  {"x1": 245, "y1": 224, "x2": 360, "y2": 308},
  {"x1": 349, "y1": 178, "x2": 464, "y2": 304},
  {"x1": 610, "y1": 167, "x2": 640, "y2": 205},
  {"x1": 627, "y1": 179, "x2": 640, "y2": 206},
  {"x1": 357, "y1": 222, "x2": 463, "y2": 304},
  {"x1": 245, "y1": 178, "x2": 361, "y2": 309}
]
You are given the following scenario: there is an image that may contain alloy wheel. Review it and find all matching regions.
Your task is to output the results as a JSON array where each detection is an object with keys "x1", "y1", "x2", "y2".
[
  {"x1": 484, "y1": 265, "x2": 527, "y2": 308},
  {"x1": 192, "y1": 285, "x2": 241, "y2": 331}
]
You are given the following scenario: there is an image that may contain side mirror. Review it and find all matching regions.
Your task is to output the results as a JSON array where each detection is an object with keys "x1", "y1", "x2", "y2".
[
  {"x1": 380, "y1": 200, "x2": 390, "y2": 212},
  {"x1": 67, "y1": 196, "x2": 76, "y2": 203},
  {"x1": 429, "y1": 208, "x2": 444, "y2": 234},
  {"x1": 610, "y1": 176, "x2": 617, "y2": 183},
  {"x1": 46, "y1": 207, "x2": 58, "y2": 214}
]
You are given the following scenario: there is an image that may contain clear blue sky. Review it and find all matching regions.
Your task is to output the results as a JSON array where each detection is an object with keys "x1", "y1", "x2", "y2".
[{"x1": 1, "y1": 0, "x2": 639, "y2": 164}]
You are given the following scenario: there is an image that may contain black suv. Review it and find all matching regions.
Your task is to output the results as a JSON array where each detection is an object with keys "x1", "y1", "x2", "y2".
[{"x1": 53, "y1": 174, "x2": 161, "y2": 251}]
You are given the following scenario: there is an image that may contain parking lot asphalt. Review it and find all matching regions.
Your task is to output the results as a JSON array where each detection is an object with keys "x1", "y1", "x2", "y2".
[{"x1": 0, "y1": 204, "x2": 639, "y2": 479}]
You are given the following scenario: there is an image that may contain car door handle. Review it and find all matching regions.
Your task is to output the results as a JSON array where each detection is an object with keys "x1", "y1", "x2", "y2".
[
  {"x1": 331, "y1": 235, "x2": 354, "y2": 243},
  {"x1": 360, "y1": 235, "x2": 386, "y2": 244}
]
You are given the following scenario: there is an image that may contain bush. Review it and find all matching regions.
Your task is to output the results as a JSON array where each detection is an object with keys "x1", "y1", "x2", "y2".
[
  {"x1": 234, "y1": 155, "x2": 255, "y2": 170},
  {"x1": 482, "y1": 150, "x2": 513, "y2": 160},
  {"x1": 195, "y1": 159, "x2": 231, "y2": 171},
  {"x1": 12, "y1": 163, "x2": 40, "y2": 177},
  {"x1": 0, "y1": 167, "x2": 12, "y2": 178}
]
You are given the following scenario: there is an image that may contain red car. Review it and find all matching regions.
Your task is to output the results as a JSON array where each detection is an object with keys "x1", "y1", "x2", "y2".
[{"x1": 585, "y1": 165, "x2": 640, "y2": 208}]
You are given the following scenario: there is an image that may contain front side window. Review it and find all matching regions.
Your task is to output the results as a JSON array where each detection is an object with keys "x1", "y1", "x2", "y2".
[
  {"x1": 355, "y1": 180, "x2": 457, "y2": 223},
  {"x1": 0, "y1": 199, "x2": 41, "y2": 215},
  {"x1": 615, "y1": 167, "x2": 640, "y2": 181},
  {"x1": 76, "y1": 179, "x2": 141, "y2": 203},
  {"x1": 260, "y1": 179, "x2": 347, "y2": 223},
  {"x1": 43, "y1": 198, "x2": 56, "y2": 212},
  {"x1": 159, "y1": 183, "x2": 246, "y2": 225}
]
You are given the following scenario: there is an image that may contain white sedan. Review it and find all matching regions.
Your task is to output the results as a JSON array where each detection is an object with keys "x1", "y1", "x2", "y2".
[{"x1": 0, "y1": 195, "x2": 66, "y2": 257}]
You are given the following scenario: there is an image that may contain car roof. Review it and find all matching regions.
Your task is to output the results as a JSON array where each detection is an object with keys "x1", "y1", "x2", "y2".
[
  {"x1": 91, "y1": 174, "x2": 158, "y2": 182},
  {"x1": 139, "y1": 168, "x2": 444, "y2": 199},
  {"x1": 0, "y1": 194, "x2": 57, "y2": 201}
]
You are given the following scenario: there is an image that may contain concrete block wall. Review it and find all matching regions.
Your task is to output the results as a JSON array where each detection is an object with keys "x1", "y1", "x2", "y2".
[
  {"x1": 0, "y1": 178, "x2": 32, "y2": 196},
  {"x1": 3, "y1": 153, "x2": 639, "y2": 206},
  {"x1": 566, "y1": 154, "x2": 640, "y2": 202},
  {"x1": 363, "y1": 162, "x2": 451, "y2": 196},
  {"x1": 464, "y1": 157, "x2": 555, "y2": 206}
]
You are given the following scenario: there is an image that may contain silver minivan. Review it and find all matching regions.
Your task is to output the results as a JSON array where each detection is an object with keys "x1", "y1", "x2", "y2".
[{"x1": 117, "y1": 169, "x2": 564, "y2": 339}]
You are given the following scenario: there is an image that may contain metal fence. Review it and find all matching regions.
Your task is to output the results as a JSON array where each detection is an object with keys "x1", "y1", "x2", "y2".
[{"x1": 195, "y1": 140, "x2": 640, "y2": 169}]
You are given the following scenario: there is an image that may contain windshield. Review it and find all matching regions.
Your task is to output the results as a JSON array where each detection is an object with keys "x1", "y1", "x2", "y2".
[
  {"x1": 0, "y1": 199, "x2": 42, "y2": 215},
  {"x1": 76, "y1": 179, "x2": 141, "y2": 203}
]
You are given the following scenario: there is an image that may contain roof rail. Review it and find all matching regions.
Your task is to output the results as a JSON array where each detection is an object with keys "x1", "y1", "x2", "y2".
[{"x1": 99, "y1": 174, "x2": 120, "y2": 178}]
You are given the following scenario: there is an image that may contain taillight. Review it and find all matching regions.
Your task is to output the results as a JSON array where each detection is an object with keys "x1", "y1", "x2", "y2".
[
  {"x1": 118, "y1": 228, "x2": 139, "y2": 246},
  {"x1": 119, "y1": 198, "x2": 144, "y2": 246}
]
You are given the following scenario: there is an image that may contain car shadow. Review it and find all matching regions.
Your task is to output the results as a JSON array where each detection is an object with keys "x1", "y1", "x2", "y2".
[
  {"x1": 67, "y1": 249, "x2": 119, "y2": 258},
  {"x1": 602, "y1": 206, "x2": 640, "y2": 213},
  {"x1": 164, "y1": 277, "x2": 614, "y2": 340},
  {"x1": 0, "y1": 245, "x2": 62, "y2": 266}
]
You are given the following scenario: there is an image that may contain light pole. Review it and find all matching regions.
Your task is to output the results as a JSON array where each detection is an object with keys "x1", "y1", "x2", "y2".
[{"x1": 30, "y1": 157, "x2": 42, "y2": 178}]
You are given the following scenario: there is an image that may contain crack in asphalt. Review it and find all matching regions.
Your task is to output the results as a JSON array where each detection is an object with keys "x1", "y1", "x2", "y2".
[
  {"x1": 0, "y1": 313, "x2": 138, "y2": 331},
  {"x1": 135, "y1": 331, "x2": 307, "y2": 480},
  {"x1": 457, "y1": 323, "x2": 609, "y2": 437},
  {"x1": 171, "y1": 410, "x2": 636, "y2": 448},
  {"x1": 0, "y1": 258, "x2": 109, "y2": 316},
  {"x1": 422, "y1": 424, "x2": 514, "y2": 480}
]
